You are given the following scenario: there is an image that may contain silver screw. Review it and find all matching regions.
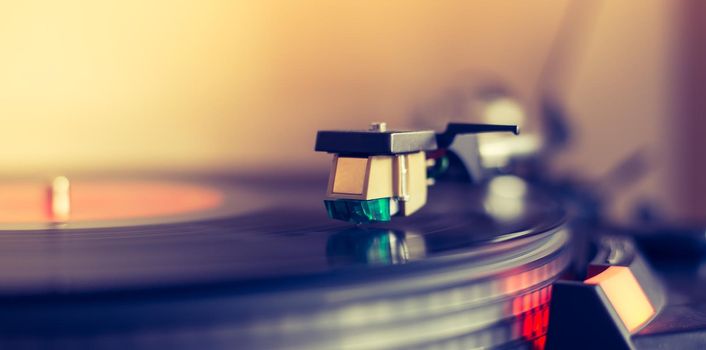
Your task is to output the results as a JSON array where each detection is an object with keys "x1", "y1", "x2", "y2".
[{"x1": 369, "y1": 122, "x2": 387, "y2": 132}]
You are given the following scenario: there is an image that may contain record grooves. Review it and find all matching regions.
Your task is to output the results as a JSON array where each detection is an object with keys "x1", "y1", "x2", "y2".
[{"x1": 0, "y1": 176, "x2": 569, "y2": 349}]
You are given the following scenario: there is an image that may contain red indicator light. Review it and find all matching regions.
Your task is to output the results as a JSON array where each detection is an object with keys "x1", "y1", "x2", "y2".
[{"x1": 512, "y1": 285, "x2": 552, "y2": 350}]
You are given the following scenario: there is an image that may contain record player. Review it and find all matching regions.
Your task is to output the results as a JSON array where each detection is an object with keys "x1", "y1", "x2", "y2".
[
  {"x1": 4, "y1": 0, "x2": 705, "y2": 348},
  {"x1": 2, "y1": 117, "x2": 705, "y2": 350}
]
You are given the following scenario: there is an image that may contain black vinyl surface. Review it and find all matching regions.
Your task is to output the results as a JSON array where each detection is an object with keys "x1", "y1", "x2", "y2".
[
  {"x1": 0, "y1": 175, "x2": 565, "y2": 296},
  {"x1": 0, "y1": 175, "x2": 570, "y2": 349}
]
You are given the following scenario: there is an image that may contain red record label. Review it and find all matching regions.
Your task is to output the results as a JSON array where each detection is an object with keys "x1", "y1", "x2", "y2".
[{"x1": 0, "y1": 180, "x2": 223, "y2": 224}]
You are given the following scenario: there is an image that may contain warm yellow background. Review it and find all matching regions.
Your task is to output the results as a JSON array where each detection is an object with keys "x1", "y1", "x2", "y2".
[
  {"x1": 0, "y1": 1, "x2": 686, "y2": 217},
  {"x1": 0, "y1": 1, "x2": 570, "y2": 173}
]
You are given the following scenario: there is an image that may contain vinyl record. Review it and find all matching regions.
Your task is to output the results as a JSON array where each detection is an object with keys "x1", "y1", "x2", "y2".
[{"x1": 0, "y1": 174, "x2": 570, "y2": 349}]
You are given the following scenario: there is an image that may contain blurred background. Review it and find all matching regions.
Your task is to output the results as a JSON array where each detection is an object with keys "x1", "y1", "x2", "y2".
[{"x1": 0, "y1": 1, "x2": 704, "y2": 222}]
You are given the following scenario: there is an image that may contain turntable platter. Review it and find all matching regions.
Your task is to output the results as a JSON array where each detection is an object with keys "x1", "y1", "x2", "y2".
[{"x1": 0, "y1": 175, "x2": 570, "y2": 350}]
